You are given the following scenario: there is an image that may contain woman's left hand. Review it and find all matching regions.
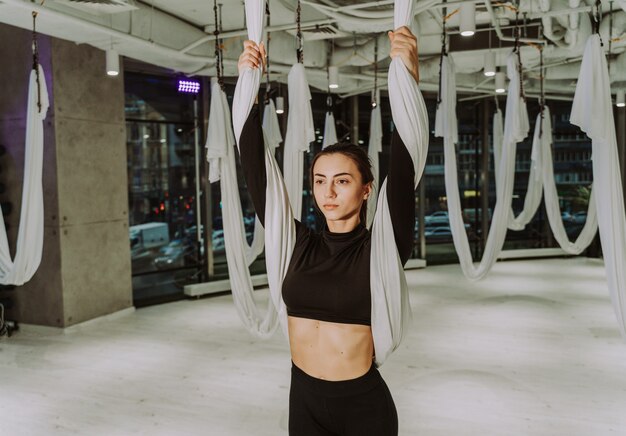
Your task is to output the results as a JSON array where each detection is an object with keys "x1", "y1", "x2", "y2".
[{"x1": 388, "y1": 26, "x2": 419, "y2": 83}]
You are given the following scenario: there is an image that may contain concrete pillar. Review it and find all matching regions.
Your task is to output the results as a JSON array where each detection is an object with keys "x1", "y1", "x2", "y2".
[{"x1": 0, "y1": 23, "x2": 132, "y2": 327}]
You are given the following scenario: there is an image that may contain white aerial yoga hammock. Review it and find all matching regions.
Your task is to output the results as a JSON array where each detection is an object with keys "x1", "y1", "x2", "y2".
[
  {"x1": 231, "y1": 0, "x2": 290, "y2": 340},
  {"x1": 501, "y1": 111, "x2": 543, "y2": 230},
  {"x1": 435, "y1": 53, "x2": 528, "y2": 280},
  {"x1": 283, "y1": 64, "x2": 315, "y2": 220},
  {"x1": 322, "y1": 111, "x2": 338, "y2": 149},
  {"x1": 494, "y1": 103, "x2": 599, "y2": 252},
  {"x1": 538, "y1": 107, "x2": 599, "y2": 253},
  {"x1": 231, "y1": 0, "x2": 429, "y2": 366},
  {"x1": 570, "y1": 34, "x2": 626, "y2": 337},
  {"x1": 0, "y1": 65, "x2": 48, "y2": 286},
  {"x1": 369, "y1": 0, "x2": 429, "y2": 365},
  {"x1": 366, "y1": 90, "x2": 383, "y2": 229},
  {"x1": 206, "y1": 78, "x2": 278, "y2": 337}
]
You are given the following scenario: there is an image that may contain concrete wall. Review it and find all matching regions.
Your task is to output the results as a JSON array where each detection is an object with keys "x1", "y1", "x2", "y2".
[{"x1": 0, "y1": 23, "x2": 132, "y2": 327}]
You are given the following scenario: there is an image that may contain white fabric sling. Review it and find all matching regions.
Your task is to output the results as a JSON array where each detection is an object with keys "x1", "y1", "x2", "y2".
[
  {"x1": 436, "y1": 54, "x2": 527, "y2": 280},
  {"x1": 366, "y1": 90, "x2": 383, "y2": 229},
  {"x1": 539, "y1": 106, "x2": 598, "y2": 254},
  {"x1": 322, "y1": 111, "x2": 338, "y2": 149},
  {"x1": 370, "y1": 0, "x2": 429, "y2": 365},
  {"x1": 0, "y1": 65, "x2": 48, "y2": 285},
  {"x1": 283, "y1": 63, "x2": 315, "y2": 220},
  {"x1": 207, "y1": 78, "x2": 278, "y2": 337},
  {"x1": 207, "y1": 78, "x2": 264, "y2": 265},
  {"x1": 262, "y1": 99, "x2": 282, "y2": 151},
  {"x1": 232, "y1": 0, "x2": 428, "y2": 366},
  {"x1": 570, "y1": 34, "x2": 626, "y2": 337},
  {"x1": 232, "y1": 0, "x2": 291, "y2": 341},
  {"x1": 505, "y1": 112, "x2": 544, "y2": 230},
  {"x1": 492, "y1": 96, "x2": 598, "y2": 251}
]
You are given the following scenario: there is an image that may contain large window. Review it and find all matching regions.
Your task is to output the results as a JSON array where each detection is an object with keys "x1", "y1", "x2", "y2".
[
  {"x1": 125, "y1": 71, "x2": 205, "y2": 305},
  {"x1": 124, "y1": 68, "x2": 601, "y2": 306}
]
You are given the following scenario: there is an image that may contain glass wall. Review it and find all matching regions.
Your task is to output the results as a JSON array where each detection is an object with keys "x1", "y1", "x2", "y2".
[
  {"x1": 124, "y1": 67, "x2": 604, "y2": 306},
  {"x1": 125, "y1": 71, "x2": 205, "y2": 305},
  {"x1": 418, "y1": 96, "x2": 596, "y2": 265}
]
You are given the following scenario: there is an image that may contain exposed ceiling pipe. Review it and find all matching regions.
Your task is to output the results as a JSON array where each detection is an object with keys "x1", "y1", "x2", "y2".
[
  {"x1": 600, "y1": 9, "x2": 626, "y2": 44},
  {"x1": 484, "y1": 0, "x2": 546, "y2": 44},
  {"x1": 544, "y1": 51, "x2": 626, "y2": 80},
  {"x1": 330, "y1": 33, "x2": 390, "y2": 67},
  {"x1": 1, "y1": 0, "x2": 216, "y2": 65},
  {"x1": 458, "y1": 91, "x2": 575, "y2": 101},
  {"x1": 303, "y1": 0, "x2": 489, "y2": 20},
  {"x1": 539, "y1": 0, "x2": 592, "y2": 52},
  {"x1": 569, "y1": 0, "x2": 581, "y2": 30},
  {"x1": 289, "y1": 0, "x2": 439, "y2": 33},
  {"x1": 180, "y1": 19, "x2": 335, "y2": 54}
]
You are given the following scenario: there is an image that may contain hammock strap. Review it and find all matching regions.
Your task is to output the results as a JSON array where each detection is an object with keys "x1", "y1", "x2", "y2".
[
  {"x1": 539, "y1": 43, "x2": 545, "y2": 138},
  {"x1": 265, "y1": 0, "x2": 272, "y2": 103},
  {"x1": 592, "y1": 0, "x2": 602, "y2": 43},
  {"x1": 373, "y1": 36, "x2": 379, "y2": 108},
  {"x1": 213, "y1": 0, "x2": 225, "y2": 90},
  {"x1": 608, "y1": 0, "x2": 613, "y2": 75},
  {"x1": 437, "y1": 1, "x2": 447, "y2": 110},
  {"x1": 513, "y1": 0, "x2": 526, "y2": 102},
  {"x1": 296, "y1": 0, "x2": 304, "y2": 64},
  {"x1": 32, "y1": 10, "x2": 41, "y2": 113},
  {"x1": 326, "y1": 40, "x2": 332, "y2": 107}
]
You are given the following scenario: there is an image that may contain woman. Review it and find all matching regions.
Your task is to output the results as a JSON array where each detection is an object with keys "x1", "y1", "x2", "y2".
[{"x1": 238, "y1": 26, "x2": 419, "y2": 436}]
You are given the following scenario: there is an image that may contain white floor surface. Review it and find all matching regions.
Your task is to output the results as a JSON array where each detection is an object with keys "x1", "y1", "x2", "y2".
[{"x1": 1, "y1": 257, "x2": 626, "y2": 436}]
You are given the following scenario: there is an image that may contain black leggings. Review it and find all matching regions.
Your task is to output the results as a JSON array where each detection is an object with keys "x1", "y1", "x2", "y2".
[{"x1": 289, "y1": 361, "x2": 398, "y2": 436}]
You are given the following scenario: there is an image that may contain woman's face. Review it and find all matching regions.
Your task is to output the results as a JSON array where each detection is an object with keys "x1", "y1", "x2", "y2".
[{"x1": 312, "y1": 153, "x2": 372, "y2": 224}]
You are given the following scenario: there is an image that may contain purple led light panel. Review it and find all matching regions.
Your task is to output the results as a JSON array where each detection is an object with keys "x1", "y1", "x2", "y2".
[{"x1": 178, "y1": 80, "x2": 200, "y2": 94}]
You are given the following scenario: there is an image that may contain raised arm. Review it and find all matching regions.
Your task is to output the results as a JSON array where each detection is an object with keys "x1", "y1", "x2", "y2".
[
  {"x1": 239, "y1": 104, "x2": 268, "y2": 226},
  {"x1": 385, "y1": 26, "x2": 419, "y2": 265},
  {"x1": 386, "y1": 130, "x2": 416, "y2": 265}
]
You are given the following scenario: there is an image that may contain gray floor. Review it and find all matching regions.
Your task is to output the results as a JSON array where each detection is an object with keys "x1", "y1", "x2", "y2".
[{"x1": 1, "y1": 257, "x2": 626, "y2": 435}]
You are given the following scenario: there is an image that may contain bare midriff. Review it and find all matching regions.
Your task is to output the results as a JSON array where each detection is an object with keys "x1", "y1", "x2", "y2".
[{"x1": 288, "y1": 315, "x2": 374, "y2": 381}]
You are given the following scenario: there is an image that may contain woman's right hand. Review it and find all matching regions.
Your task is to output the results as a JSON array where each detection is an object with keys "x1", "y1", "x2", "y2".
[{"x1": 238, "y1": 40, "x2": 266, "y2": 76}]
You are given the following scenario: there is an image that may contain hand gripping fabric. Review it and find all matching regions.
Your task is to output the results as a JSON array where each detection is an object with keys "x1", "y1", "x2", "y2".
[
  {"x1": 322, "y1": 111, "x2": 338, "y2": 149},
  {"x1": 370, "y1": 0, "x2": 429, "y2": 366},
  {"x1": 0, "y1": 65, "x2": 48, "y2": 285},
  {"x1": 232, "y1": 0, "x2": 264, "y2": 145},
  {"x1": 571, "y1": 34, "x2": 626, "y2": 337},
  {"x1": 435, "y1": 53, "x2": 527, "y2": 280},
  {"x1": 207, "y1": 79, "x2": 277, "y2": 337}
]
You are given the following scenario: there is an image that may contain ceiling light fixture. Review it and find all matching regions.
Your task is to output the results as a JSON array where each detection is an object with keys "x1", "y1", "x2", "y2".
[
  {"x1": 276, "y1": 96, "x2": 285, "y2": 114},
  {"x1": 617, "y1": 90, "x2": 625, "y2": 108},
  {"x1": 106, "y1": 49, "x2": 119, "y2": 76},
  {"x1": 495, "y1": 71, "x2": 506, "y2": 93},
  {"x1": 328, "y1": 66, "x2": 339, "y2": 89},
  {"x1": 484, "y1": 51, "x2": 496, "y2": 77},
  {"x1": 460, "y1": 3, "x2": 476, "y2": 37}
]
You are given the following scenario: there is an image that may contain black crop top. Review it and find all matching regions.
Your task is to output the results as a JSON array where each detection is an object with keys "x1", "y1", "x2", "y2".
[{"x1": 239, "y1": 103, "x2": 415, "y2": 326}]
